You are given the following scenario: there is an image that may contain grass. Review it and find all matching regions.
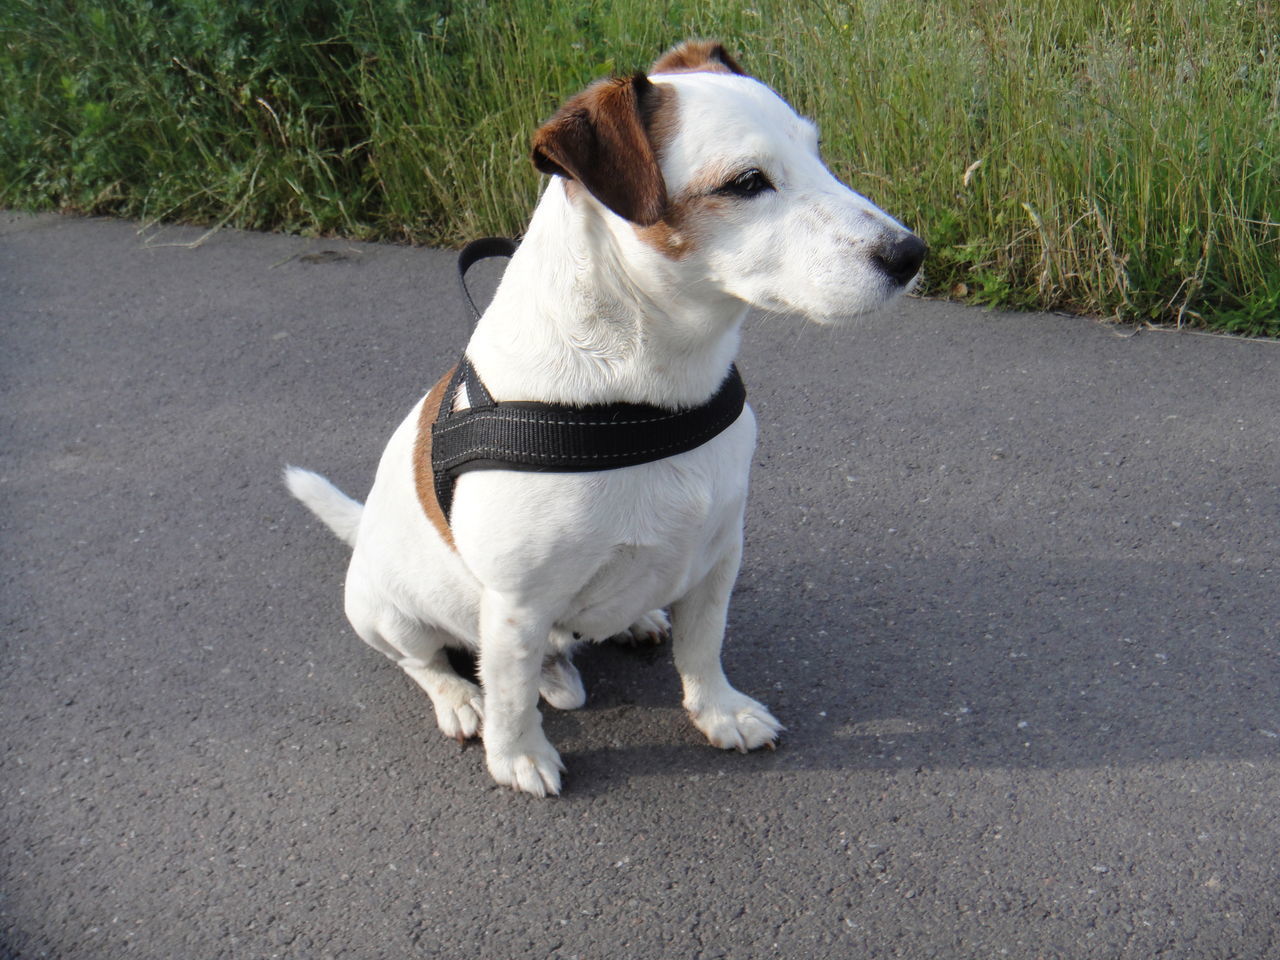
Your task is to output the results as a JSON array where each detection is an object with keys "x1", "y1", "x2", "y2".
[{"x1": 2, "y1": 0, "x2": 1277, "y2": 335}]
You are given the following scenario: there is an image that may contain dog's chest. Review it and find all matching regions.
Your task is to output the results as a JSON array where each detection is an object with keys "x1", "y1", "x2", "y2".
[
  {"x1": 557, "y1": 491, "x2": 731, "y2": 636},
  {"x1": 453, "y1": 410, "x2": 755, "y2": 634}
]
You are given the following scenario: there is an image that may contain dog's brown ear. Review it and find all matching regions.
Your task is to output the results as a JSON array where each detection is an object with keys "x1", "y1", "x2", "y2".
[
  {"x1": 530, "y1": 73, "x2": 669, "y2": 227},
  {"x1": 650, "y1": 40, "x2": 746, "y2": 77}
]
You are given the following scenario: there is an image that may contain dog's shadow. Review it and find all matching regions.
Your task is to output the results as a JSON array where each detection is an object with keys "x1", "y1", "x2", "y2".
[
  {"x1": 468, "y1": 545, "x2": 1269, "y2": 798},
  {"x1": 434, "y1": 547, "x2": 1280, "y2": 798}
]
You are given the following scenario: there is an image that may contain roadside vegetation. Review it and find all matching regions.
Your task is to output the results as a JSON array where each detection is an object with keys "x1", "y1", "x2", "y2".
[{"x1": 3, "y1": 0, "x2": 1277, "y2": 334}]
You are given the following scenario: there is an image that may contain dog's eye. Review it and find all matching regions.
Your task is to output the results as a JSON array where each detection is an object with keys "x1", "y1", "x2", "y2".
[{"x1": 718, "y1": 169, "x2": 774, "y2": 198}]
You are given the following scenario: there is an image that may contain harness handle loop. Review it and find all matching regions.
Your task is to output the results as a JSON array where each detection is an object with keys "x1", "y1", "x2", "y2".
[{"x1": 457, "y1": 237, "x2": 519, "y2": 324}]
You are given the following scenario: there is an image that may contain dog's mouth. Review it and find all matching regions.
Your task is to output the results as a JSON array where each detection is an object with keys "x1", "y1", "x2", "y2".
[{"x1": 795, "y1": 260, "x2": 924, "y2": 325}]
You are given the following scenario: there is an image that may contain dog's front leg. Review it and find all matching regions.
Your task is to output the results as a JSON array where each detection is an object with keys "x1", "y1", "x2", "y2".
[
  {"x1": 478, "y1": 591, "x2": 566, "y2": 796},
  {"x1": 672, "y1": 540, "x2": 784, "y2": 752}
]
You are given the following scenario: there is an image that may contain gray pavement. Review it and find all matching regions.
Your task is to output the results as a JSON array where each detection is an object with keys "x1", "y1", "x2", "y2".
[{"x1": 1, "y1": 210, "x2": 1278, "y2": 959}]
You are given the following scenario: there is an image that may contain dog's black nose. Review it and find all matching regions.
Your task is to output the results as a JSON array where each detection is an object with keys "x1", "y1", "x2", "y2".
[{"x1": 872, "y1": 233, "x2": 926, "y2": 286}]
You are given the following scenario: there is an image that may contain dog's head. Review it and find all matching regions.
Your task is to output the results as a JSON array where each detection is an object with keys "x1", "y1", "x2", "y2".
[{"x1": 531, "y1": 40, "x2": 925, "y2": 324}]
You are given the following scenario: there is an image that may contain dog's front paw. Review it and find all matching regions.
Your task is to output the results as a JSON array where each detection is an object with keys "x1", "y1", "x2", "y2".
[
  {"x1": 609, "y1": 609, "x2": 671, "y2": 646},
  {"x1": 687, "y1": 689, "x2": 784, "y2": 753},
  {"x1": 485, "y1": 733, "x2": 566, "y2": 797}
]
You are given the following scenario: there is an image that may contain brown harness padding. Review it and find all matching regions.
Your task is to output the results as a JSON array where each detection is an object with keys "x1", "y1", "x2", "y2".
[{"x1": 411, "y1": 364, "x2": 459, "y2": 549}]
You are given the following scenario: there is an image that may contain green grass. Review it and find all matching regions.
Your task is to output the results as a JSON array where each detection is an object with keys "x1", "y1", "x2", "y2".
[{"x1": 3, "y1": 0, "x2": 1278, "y2": 334}]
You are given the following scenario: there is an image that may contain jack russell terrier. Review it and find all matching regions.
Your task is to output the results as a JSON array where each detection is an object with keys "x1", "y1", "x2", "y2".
[{"x1": 286, "y1": 40, "x2": 925, "y2": 796}]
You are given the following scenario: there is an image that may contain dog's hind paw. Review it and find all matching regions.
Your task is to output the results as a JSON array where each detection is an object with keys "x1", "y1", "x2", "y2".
[
  {"x1": 486, "y1": 735, "x2": 566, "y2": 797},
  {"x1": 687, "y1": 689, "x2": 784, "y2": 753},
  {"x1": 401, "y1": 661, "x2": 484, "y2": 742},
  {"x1": 609, "y1": 609, "x2": 671, "y2": 647},
  {"x1": 540, "y1": 653, "x2": 586, "y2": 710},
  {"x1": 436, "y1": 692, "x2": 484, "y2": 743}
]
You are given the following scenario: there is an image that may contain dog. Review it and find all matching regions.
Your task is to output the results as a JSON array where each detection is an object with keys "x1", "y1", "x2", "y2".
[{"x1": 286, "y1": 40, "x2": 924, "y2": 796}]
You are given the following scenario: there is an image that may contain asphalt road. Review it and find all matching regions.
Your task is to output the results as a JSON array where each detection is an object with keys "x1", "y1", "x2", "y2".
[{"x1": 2, "y1": 210, "x2": 1278, "y2": 959}]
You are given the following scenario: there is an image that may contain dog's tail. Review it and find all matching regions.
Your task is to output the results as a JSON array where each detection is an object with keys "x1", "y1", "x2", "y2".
[{"x1": 283, "y1": 466, "x2": 363, "y2": 547}]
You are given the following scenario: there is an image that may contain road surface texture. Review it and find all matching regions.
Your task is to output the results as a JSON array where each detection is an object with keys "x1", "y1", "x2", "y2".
[{"x1": 2, "y1": 211, "x2": 1278, "y2": 959}]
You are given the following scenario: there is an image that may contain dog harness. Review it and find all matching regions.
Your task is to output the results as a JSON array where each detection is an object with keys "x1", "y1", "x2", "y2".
[{"x1": 412, "y1": 238, "x2": 747, "y2": 547}]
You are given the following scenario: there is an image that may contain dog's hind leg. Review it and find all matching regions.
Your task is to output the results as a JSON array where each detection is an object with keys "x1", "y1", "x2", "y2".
[
  {"x1": 539, "y1": 651, "x2": 586, "y2": 710},
  {"x1": 347, "y1": 594, "x2": 484, "y2": 742},
  {"x1": 537, "y1": 608, "x2": 672, "y2": 710},
  {"x1": 397, "y1": 639, "x2": 485, "y2": 743},
  {"x1": 609, "y1": 608, "x2": 671, "y2": 646}
]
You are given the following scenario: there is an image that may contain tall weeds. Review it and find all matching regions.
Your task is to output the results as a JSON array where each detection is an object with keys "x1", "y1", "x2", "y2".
[{"x1": 2, "y1": 0, "x2": 1276, "y2": 334}]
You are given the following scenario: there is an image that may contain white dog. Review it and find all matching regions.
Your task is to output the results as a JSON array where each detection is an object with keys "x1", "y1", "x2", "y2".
[{"x1": 286, "y1": 41, "x2": 924, "y2": 796}]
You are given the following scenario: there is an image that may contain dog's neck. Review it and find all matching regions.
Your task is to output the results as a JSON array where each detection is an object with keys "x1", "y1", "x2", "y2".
[{"x1": 464, "y1": 180, "x2": 747, "y2": 409}]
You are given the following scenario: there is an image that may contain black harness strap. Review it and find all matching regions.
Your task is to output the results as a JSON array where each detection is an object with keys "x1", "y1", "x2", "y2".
[
  {"x1": 431, "y1": 360, "x2": 746, "y2": 519},
  {"x1": 456, "y1": 236, "x2": 519, "y2": 326},
  {"x1": 429, "y1": 239, "x2": 747, "y2": 522}
]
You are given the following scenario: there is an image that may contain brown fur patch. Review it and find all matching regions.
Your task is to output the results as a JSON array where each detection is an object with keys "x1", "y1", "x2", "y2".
[
  {"x1": 412, "y1": 365, "x2": 458, "y2": 549},
  {"x1": 531, "y1": 74, "x2": 668, "y2": 226},
  {"x1": 644, "y1": 82, "x2": 680, "y2": 161},
  {"x1": 650, "y1": 40, "x2": 746, "y2": 77},
  {"x1": 633, "y1": 156, "x2": 739, "y2": 261},
  {"x1": 634, "y1": 194, "x2": 718, "y2": 260}
]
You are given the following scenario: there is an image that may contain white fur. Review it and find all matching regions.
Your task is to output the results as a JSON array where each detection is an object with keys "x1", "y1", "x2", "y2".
[
  {"x1": 283, "y1": 466, "x2": 362, "y2": 546},
  {"x1": 287, "y1": 63, "x2": 921, "y2": 796}
]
